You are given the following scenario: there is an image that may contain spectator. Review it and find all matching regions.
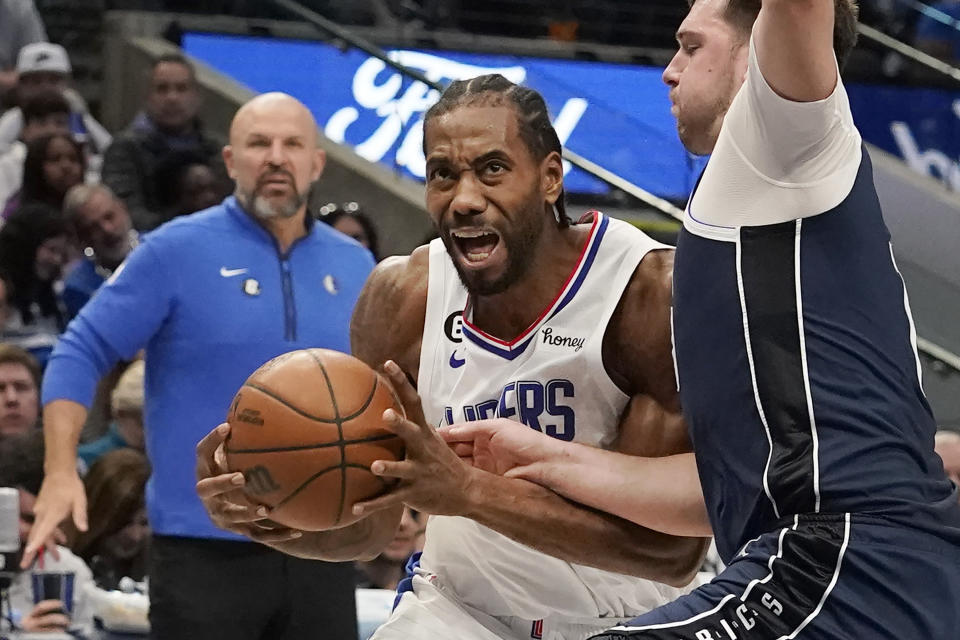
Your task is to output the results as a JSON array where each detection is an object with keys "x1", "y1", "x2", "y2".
[
  {"x1": 935, "y1": 430, "x2": 960, "y2": 489},
  {"x1": 3, "y1": 131, "x2": 85, "y2": 218},
  {"x1": 0, "y1": 42, "x2": 111, "y2": 156},
  {"x1": 354, "y1": 507, "x2": 423, "y2": 591},
  {"x1": 0, "y1": 89, "x2": 70, "y2": 212},
  {"x1": 0, "y1": 0, "x2": 47, "y2": 100},
  {"x1": 0, "y1": 344, "x2": 40, "y2": 439},
  {"x1": 317, "y1": 201, "x2": 380, "y2": 260},
  {"x1": 0, "y1": 430, "x2": 95, "y2": 636},
  {"x1": 33, "y1": 92, "x2": 375, "y2": 639},
  {"x1": 68, "y1": 448, "x2": 151, "y2": 590},
  {"x1": 61, "y1": 184, "x2": 138, "y2": 320},
  {"x1": 102, "y1": 54, "x2": 228, "y2": 231},
  {"x1": 153, "y1": 149, "x2": 230, "y2": 222},
  {"x1": 0, "y1": 206, "x2": 70, "y2": 362},
  {"x1": 0, "y1": 271, "x2": 12, "y2": 327},
  {"x1": 77, "y1": 360, "x2": 145, "y2": 471},
  {"x1": 915, "y1": 0, "x2": 960, "y2": 61}
]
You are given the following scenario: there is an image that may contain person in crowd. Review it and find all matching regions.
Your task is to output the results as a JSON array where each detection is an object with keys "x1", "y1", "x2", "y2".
[
  {"x1": 68, "y1": 448, "x2": 151, "y2": 590},
  {"x1": 102, "y1": 53, "x2": 228, "y2": 231},
  {"x1": 31, "y1": 91, "x2": 375, "y2": 640},
  {"x1": 0, "y1": 344, "x2": 40, "y2": 439},
  {"x1": 317, "y1": 201, "x2": 381, "y2": 260},
  {"x1": 60, "y1": 184, "x2": 138, "y2": 320},
  {"x1": 0, "y1": 0, "x2": 47, "y2": 101},
  {"x1": 153, "y1": 149, "x2": 230, "y2": 222},
  {"x1": 354, "y1": 507, "x2": 423, "y2": 591},
  {"x1": 77, "y1": 360, "x2": 145, "y2": 471},
  {"x1": 0, "y1": 271, "x2": 13, "y2": 328},
  {"x1": 0, "y1": 89, "x2": 70, "y2": 210},
  {"x1": 0, "y1": 42, "x2": 111, "y2": 157},
  {"x1": 935, "y1": 430, "x2": 960, "y2": 489},
  {"x1": 0, "y1": 430, "x2": 95, "y2": 636},
  {"x1": 0, "y1": 206, "x2": 70, "y2": 364},
  {"x1": 3, "y1": 131, "x2": 85, "y2": 218}
]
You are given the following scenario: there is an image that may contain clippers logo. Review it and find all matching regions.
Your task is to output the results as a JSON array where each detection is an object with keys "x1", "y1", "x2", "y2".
[
  {"x1": 540, "y1": 327, "x2": 585, "y2": 352},
  {"x1": 244, "y1": 466, "x2": 280, "y2": 495},
  {"x1": 444, "y1": 311, "x2": 464, "y2": 344}
]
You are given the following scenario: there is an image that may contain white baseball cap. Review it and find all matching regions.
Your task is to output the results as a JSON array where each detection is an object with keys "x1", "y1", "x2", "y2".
[{"x1": 16, "y1": 42, "x2": 72, "y2": 75}]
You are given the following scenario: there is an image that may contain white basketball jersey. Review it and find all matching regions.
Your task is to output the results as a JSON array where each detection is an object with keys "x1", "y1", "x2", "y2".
[{"x1": 417, "y1": 213, "x2": 687, "y2": 620}]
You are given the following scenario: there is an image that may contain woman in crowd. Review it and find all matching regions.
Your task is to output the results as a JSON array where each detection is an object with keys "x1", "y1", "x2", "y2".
[
  {"x1": 68, "y1": 448, "x2": 151, "y2": 590},
  {"x1": 317, "y1": 201, "x2": 381, "y2": 261},
  {"x1": 0, "y1": 206, "x2": 71, "y2": 364},
  {"x1": 2, "y1": 132, "x2": 85, "y2": 218}
]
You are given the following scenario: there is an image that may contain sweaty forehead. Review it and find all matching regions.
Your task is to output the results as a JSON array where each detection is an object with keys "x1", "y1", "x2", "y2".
[{"x1": 425, "y1": 105, "x2": 524, "y2": 160}]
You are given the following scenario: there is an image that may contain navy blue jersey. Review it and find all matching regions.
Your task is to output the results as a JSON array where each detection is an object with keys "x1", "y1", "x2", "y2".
[{"x1": 672, "y1": 149, "x2": 960, "y2": 563}]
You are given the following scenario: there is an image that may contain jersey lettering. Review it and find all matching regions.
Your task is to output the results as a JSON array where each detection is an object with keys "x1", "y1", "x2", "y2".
[{"x1": 443, "y1": 379, "x2": 576, "y2": 440}]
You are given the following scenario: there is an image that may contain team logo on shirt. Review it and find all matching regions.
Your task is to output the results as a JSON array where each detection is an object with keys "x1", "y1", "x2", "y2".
[
  {"x1": 540, "y1": 327, "x2": 585, "y2": 352},
  {"x1": 242, "y1": 278, "x2": 261, "y2": 296}
]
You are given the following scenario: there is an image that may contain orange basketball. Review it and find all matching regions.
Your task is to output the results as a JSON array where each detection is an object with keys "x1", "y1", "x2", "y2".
[{"x1": 224, "y1": 348, "x2": 405, "y2": 531}]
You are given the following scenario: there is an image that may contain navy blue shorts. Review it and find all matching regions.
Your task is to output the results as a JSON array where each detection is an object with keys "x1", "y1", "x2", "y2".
[{"x1": 590, "y1": 514, "x2": 960, "y2": 639}]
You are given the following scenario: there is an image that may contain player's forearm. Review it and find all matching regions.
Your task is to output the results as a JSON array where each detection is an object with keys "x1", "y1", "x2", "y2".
[
  {"x1": 265, "y1": 506, "x2": 402, "y2": 562},
  {"x1": 462, "y1": 472, "x2": 708, "y2": 587},
  {"x1": 537, "y1": 445, "x2": 712, "y2": 538},
  {"x1": 41, "y1": 400, "x2": 88, "y2": 475}
]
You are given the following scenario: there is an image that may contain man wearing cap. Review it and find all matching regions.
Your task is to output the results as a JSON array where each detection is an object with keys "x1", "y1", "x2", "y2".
[
  {"x1": 0, "y1": 0, "x2": 47, "y2": 99},
  {"x1": 0, "y1": 42, "x2": 111, "y2": 158}
]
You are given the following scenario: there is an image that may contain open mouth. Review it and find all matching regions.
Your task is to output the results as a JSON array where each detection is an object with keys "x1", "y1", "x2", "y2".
[{"x1": 451, "y1": 228, "x2": 500, "y2": 265}]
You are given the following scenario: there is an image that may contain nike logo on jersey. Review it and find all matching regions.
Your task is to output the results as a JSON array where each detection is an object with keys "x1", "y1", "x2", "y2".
[
  {"x1": 323, "y1": 274, "x2": 339, "y2": 295},
  {"x1": 220, "y1": 267, "x2": 248, "y2": 277},
  {"x1": 449, "y1": 351, "x2": 466, "y2": 368}
]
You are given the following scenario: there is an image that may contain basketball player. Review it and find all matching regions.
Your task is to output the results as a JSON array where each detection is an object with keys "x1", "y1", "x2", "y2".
[
  {"x1": 441, "y1": 0, "x2": 960, "y2": 637},
  {"x1": 196, "y1": 75, "x2": 710, "y2": 639}
]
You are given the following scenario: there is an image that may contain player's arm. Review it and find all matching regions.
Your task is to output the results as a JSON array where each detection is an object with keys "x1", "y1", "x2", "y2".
[
  {"x1": 754, "y1": 0, "x2": 838, "y2": 102},
  {"x1": 196, "y1": 248, "x2": 429, "y2": 561}
]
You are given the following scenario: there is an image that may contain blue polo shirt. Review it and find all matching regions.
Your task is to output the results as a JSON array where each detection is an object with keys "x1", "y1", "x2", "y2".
[{"x1": 43, "y1": 196, "x2": 375, "y2": 540}]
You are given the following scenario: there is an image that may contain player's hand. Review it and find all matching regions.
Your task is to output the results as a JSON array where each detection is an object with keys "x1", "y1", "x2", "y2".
[
  {"x1": 21, "y1": 600, "x2": 71, "y2": 632},
  {"x1": 352, "y1": 361, "x2": 477, "y2": 518},
  {"x1": 439, "y1": 418, "x2": 565, "y2": 484},
  {"x1": 195, "y1": 423, "x2": 302, "y2": 544},
  {"x1": 22, "y1": 471, "x2": 82, "y2": 568}
]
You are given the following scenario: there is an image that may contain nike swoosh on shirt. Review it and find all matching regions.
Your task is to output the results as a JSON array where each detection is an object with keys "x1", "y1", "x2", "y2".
[
  {"x1": 220, "y1": 267, "x2": 248, "y2": 277},
  {"x1": 449, "y1": 351, "x2": 466, "y2": 368}
]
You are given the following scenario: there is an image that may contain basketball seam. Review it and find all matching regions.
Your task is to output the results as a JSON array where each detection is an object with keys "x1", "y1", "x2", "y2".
[
  {"x1": 272, "y1": 463, "x2": 379, "y2": 511},
  {"x1": 241, "y1": 376, "x2": 383, "y2": 423},
  {"x1": 224, "y1": 432, "x2": 400, "y2": 454},
  {"x1": 309, "y1": 349, "x2": 347, "y2": 526}
]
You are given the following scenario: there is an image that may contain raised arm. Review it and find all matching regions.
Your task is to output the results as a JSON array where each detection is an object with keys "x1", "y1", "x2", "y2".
[{"x1": 754, "y1": 0, "x2": 839, "y2": 102}]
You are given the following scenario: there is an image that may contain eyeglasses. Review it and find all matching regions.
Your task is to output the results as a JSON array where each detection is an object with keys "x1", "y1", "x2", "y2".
[{"x1": 317, "y1": 202, "x2": 361, "y2": 217}]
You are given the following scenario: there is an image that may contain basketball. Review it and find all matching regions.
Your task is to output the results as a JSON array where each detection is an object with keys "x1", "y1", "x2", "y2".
[{"x1": 223, "y1": 348, "x2": 405, "y2": 531}]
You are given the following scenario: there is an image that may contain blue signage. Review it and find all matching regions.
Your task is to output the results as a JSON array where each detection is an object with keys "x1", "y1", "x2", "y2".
[
  {"x1": 183, "y1": 32, "x2": 960, "y2": 198},
  {"x1": 183, "y1": 32, "x2": 707, "y2": 199}
]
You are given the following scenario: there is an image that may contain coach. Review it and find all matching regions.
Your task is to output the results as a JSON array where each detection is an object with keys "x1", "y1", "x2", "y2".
[{"x1": 28, "y1": 92, "x2": 374, "y2": 639}]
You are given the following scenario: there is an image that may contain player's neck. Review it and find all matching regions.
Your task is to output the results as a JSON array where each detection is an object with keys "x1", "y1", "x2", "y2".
[{"x1": 471, "y1": 223, "x2": 588, "y2": 341}]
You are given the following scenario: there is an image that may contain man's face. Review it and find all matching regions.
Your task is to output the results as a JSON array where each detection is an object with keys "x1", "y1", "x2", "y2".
[
  {"x1": 424, "y1": 104, "x2": 561, "y2": 296},
  {"x1": 935, "y1": 435, "x2": 960, "y2": 489},
  {"x1": 76, "y1": 190, "x2": 134, "y2": 264},
  {"x1": 0, "y1": 362, "x2": 39, "y2": 438},
  {"x1": 177, "y1": 164, "x2": 223, "y2": 215},
  {"x1": 17, "y1": 72, "x2": 67, "y2": 104},
  {"x1": 146, "y1": 62, "x2": 199, "y2": 133},
  {"x1": 224, "y1": 96, "x2": 325, "y2": 222},
  {"x1": 21, "y1": 112, "x2": 70, "y2": 143},
  {"x1": 662, "y1": 0, "x2": 749, "y2": 155}
]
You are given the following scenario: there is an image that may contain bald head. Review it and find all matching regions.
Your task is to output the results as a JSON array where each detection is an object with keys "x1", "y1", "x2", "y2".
[{"x1": 224, "y1": 92, "x2": 325, "y2": 222}]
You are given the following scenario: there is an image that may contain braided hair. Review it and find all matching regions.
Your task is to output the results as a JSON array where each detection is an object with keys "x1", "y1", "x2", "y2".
[{"x1": 422, "y1": 74, "x2": 571, "y2": 227}]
